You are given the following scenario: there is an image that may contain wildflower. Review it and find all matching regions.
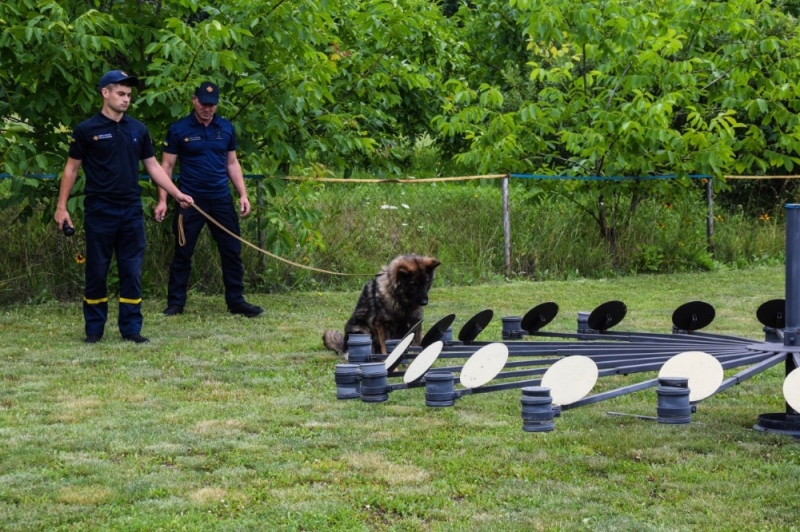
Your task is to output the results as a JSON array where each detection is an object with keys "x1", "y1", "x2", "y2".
[
  {"x1": 715, "y1": 214, "x2": 724, "y2": 222},
  {"x1": 75, "y1": 254, "x2": 86, "y2": 264},
  {"x1": 759, "y1": 213, "x2": 771, "y2": 222}
]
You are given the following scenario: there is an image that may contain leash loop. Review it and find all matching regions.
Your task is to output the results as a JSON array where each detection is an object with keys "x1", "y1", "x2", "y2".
[{"x1": 177, "y1": 213, "x2": 186, "y2": 247}]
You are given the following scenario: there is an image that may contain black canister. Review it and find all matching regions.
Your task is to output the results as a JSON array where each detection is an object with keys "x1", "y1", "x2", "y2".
[
  {"x1": 425, "y1": 372, "x2": 456, "y2": 407},
  {"x1": 334, "y1": 364, "x2": 361, "y2": 400},
  {"x1": 442, "y1": 327, "x2": 454, "y2": 343},
  {"x1": 521, "y1": 386, "x2": 555, "y2": 432},
  {"x1": 658, "y1": 376, "x2": 689, "y2": 389},
  {"x1": 502, "y1": 316, "x2": 524, "y2": 340},
  {"x1": 360, "y1": 362, "x2": 389, "y2": 403},
  {"x1": 656, "y1": 377, "x2": 692, "y2": 424},
  {"x1": 347, "y1": 334, "x2": 372, "y2": 363}
]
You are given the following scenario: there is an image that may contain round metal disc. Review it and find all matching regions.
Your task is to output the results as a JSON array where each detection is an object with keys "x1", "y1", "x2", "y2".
[
  {"x1": 384, "y1": 333, "x2": 416, "y2": 372},
  {"x1": 420, "y1": 314, "x2": 456, "y2": 348},
  {"x1": 541, "y1": 356, "x2": 598, "y2": 406},
  {"x1": 459, "y1": 343, "x2": 509, "y2": 388},
  {"x1": 403, "y1": 341, "x2": 444, "y2": 384},
  {"x1": 783, "y1": 368, "x2": 800, "y2": 413},
  {"x1": 757, "y1": 299, "x2": 785, "y2": 329},
  {"x1": 587, "y1": 300, "x2": 627, "y2": 331},
  {"x1": 457, "y1": 309, "x2": 494, "y2": 344},
  {"x1": 520, "y1": 302, "x2": 559, "y2": 333},
  {"x1": 671, "y1": 301, "x2": 715, "y2": 331},
  {"x1": 659, "y1": 351, "x2": 723, "y2": 402}
]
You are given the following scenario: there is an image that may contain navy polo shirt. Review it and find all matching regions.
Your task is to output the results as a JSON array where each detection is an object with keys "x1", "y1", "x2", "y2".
[
  {"x1": 68, "y1": 112, "x2": 154, "y2": 204},
  {"x1": 163, "y1": 113, "x2": 237, "y2": 199}
]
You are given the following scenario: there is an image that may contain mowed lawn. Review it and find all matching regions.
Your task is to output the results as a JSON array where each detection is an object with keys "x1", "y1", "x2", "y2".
[{"x1": 2, "y1": 265, "x2": 799, "y2": 531}]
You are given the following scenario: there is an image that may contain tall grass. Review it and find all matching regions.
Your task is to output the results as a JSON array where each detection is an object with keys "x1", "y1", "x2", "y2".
[
  {"x1": 0, "y1": 176, "x2": 787, "y2": 305},
  {"x1": 304, "y1": 181, "x2": 784, "y2": 287}
]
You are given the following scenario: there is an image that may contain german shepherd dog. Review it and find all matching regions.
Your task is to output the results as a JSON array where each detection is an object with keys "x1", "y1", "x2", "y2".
[{"x1": 323, "y1": 254, "x2": 441, "y2": 355}]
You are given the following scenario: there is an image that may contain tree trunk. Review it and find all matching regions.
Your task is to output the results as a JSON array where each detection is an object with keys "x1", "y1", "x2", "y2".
[{"x1": 598, "y1": 194, "x2": 619, "y2": 267}]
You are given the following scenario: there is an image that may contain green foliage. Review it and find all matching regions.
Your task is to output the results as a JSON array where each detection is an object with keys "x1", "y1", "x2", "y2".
[
  {"x1": 0, "y1": 0, "x2": 468, "y2": 256},
  {"x1": 436, "y1": 0, "x2": 800, "y2": 251},
  {"x1": 1, "y1": 0, "x2": 798, "y2": 301}
]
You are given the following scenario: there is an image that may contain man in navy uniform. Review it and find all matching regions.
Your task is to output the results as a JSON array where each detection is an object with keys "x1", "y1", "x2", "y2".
[
  {"x1": 155, "y1": 81, "x2": 263, "y2": 318},
  {"x1": 54, "y1": 70, "x2": 194, "y2": 344}
]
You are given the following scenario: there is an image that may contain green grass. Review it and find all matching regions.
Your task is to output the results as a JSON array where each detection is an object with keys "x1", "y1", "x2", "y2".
[{"x1": 2, "y1": 266, "x2": 799, "y2": 530}]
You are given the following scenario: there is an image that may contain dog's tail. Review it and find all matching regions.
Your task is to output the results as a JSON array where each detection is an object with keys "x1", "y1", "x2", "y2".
[{"x1": 323, "y1": 330, "x2": 346, "y2": 355}]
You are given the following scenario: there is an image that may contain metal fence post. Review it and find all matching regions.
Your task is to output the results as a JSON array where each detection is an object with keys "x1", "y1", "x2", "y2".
[{"x1": 502, "y1": 176, "x2": 511, "y2": 277}]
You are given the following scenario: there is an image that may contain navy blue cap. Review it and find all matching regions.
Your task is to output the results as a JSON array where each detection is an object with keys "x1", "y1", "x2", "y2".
[
  {"x1": 99, "y1": 70, "x2": 139, "y2": 90},
  {"x1": 195, "y1": 81, "x2": 220, "y2": 105}
]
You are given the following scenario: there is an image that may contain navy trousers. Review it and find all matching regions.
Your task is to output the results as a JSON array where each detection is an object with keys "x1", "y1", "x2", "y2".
[
  {"x1": 167, "y1": 195, "x2": 245, "y2": 307},
  {"x1": 83, "y1": 197, "x2": 145, "y2": 337}
]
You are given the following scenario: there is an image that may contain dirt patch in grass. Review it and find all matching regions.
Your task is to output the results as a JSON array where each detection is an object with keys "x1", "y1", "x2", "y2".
[
  {"x1": 345, "y1": 452, "x2": 429, "y2": 486},
  {"x1": 57, "y1": 485, "x2": 113, "y2": 505},
  {"x1": 191, "y1": 487, "x2": 228, "y2": 504},
  {"x1": 51, "y1": 396, "x2": 102, "y2": 423},
  {"x1": 193, "y1": 419, "x2": 246, "y2": 435}
]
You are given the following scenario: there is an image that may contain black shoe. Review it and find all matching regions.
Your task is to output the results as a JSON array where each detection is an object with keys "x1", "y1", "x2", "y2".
[
  {"x1": 228, "y1": 302, "x2": 264, "y2": 318},
  {"x1": 163, "y1": 304, "x2": 184, "y2": 316},
  {"x1": 123, "y1": 334, "x2": 150, "y2": 344},
  {"x1": 85, "y1": 335, "x2": 102, "y2": 344}
]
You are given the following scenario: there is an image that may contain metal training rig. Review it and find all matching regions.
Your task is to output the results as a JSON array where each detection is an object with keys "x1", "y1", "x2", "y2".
[{"x1": 334, "y1": 204, "x2": 800, "y2": 437}]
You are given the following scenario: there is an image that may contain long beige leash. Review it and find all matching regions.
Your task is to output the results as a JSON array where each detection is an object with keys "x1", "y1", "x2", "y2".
[{"x1": 179, "y1": 204, "x2": 368, "y2": 277}]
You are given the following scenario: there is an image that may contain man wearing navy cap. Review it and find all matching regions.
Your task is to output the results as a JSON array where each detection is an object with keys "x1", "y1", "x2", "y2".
[
  {"x1": 54, "y1": 70, "x2": 194, "y2": 344},
  {"x1": 155, "y1": 81, "x2": 263, "y2": 318}
]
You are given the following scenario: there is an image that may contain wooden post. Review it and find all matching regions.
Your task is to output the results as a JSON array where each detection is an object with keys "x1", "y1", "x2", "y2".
[{"x1": 502, "y1": 176, "x2": 511, "y2": 277}]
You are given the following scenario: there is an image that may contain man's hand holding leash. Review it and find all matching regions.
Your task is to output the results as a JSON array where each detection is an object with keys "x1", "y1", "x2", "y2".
[{"x1": 239, "y1": 196, "x2": 251, "y2": 217}]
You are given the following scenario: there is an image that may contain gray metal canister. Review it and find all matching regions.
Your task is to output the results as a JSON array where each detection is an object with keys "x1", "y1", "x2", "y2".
[
  {"x1": 347, "y1": 334, "x2": 372, "y2": 363},
  {"x1": 359, "y1": 362, "x2": 389, "y2": 403},
  {"x1": 656, "y1": 377, "x2": 692, "y2": 424},
  {"x1": 521, "y1": 386, "x2": 555, "y2": 432},
  {"x1": 425, "y1": 372, "x2": 456, "y2": 407},
  {"x1": 334, "y1": 364, "x2": 361, "y2": 400}
]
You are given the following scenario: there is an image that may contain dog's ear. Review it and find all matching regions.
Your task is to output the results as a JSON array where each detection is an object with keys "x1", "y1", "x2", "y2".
[{"x1": 426, "y1": 258, "x2": 441, "y2": 271}]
